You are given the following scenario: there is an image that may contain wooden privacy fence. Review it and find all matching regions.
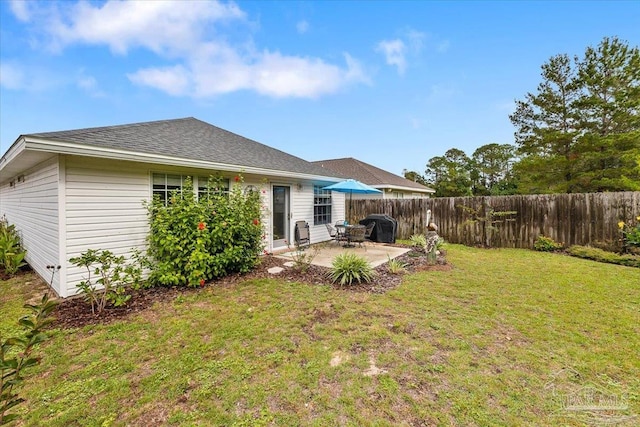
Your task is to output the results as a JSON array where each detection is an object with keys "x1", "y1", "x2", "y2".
[{"x1": 348, "y1": 192, "x2": 640, "y2": 249}]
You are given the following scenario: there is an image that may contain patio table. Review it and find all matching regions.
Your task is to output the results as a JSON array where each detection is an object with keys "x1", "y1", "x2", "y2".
[{"x1": 335, "y1": 224, "x2": 366, "y2": 248}]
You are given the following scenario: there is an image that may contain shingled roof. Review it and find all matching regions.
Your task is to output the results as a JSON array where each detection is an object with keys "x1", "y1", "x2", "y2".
[
  {"x1": 24, "y1": 117, "x2": 335, "y2": 177},
  {"x1": 312, "y1": 157, "x2": 434, "y2": 193}
]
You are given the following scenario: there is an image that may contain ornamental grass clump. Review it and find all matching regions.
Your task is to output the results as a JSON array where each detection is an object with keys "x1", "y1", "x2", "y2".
[
  {"x1": 330, "y1": 253, "x2": 375, "y2": 286},
  {"x1": 386, "y1": 255, "x2": 407, "y2": 274},
  {"x1": 145, "y1": 175, "x2": 264, "y2": 287}
]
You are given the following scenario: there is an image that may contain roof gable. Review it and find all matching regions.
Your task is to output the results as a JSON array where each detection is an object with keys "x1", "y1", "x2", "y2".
[
  {"x1": 24, "y1": 117, "x2": 334, "y2": 177},
  {"x1": 312, "y1": 157, "x2": 434, "y2": 192}
]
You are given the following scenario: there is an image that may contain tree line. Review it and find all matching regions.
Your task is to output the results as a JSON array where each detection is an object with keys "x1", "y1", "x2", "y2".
[{"x1": 405, "y1": 37, "x2": 640, "y2": 197}]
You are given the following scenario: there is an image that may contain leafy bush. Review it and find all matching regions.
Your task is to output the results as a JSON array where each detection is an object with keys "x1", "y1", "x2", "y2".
[
  {"x1": 567, "y1": 245, "x2": 640, "y2": 268},
  {"x1": 0, "y1": 216, "x2": 27, "y2": 276},
  {"x1": 1, "y1": 293, "x2": 57, "y2": 424},
  {"x1": 533, "y1": 235, "x2": 563, "y2": 252},
  {"x1": 330, "y1": 253, "x2": 375, "y2": 286},
  {"x1": 146, "y1": 176, "x2": 264, "y2": 287},
  {"x1": 69, "y1": 249, "x2": 143, "y2": 314}
]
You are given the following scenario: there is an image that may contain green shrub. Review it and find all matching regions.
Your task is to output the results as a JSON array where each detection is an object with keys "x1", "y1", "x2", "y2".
[
  {"x1": 146, "y1": 175, "x2": 264, "y2": 287},
  {"x1": 533, "y1": 235, "x2": 563, "y2": 252},
  {"x1": 1, "y1": 293, "x2": 57, "y2": 424},
  {"x1": 69, "y1": 249, "x2": 142, "y2": 314},
  {"x1": 567, "y1": 245, "x2": 640, "y2": 268},
  {"x1": 0, "y1": 216, "x2": 27, "y2": 276},
  {"x1": 330, "y1": 253, "x2": 375, "y2": 286}
]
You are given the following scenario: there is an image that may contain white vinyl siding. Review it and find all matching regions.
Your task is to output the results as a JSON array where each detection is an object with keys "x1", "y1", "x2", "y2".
[
  {"x1": 291, "y1": 182, "x2": 344, "y2": 245},
  {"x1": 0, "y1": 156, "x2": 61, "y2": 293},
  {"x1": 65, "y1": 157, "x2": 150, "y2": 296}
]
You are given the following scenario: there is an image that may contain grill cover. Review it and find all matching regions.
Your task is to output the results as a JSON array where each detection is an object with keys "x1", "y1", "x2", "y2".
[{"x1": 359, "y1": 214, "x2": 397, "y2": 243}]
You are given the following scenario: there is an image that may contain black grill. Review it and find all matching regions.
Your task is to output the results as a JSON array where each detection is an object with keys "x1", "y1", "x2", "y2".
[{"x1": 359, "y1": 214, "x2": 397, "y2": 243}]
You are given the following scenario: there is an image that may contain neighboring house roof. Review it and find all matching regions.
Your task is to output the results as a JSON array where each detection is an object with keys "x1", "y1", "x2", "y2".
[
  {"x1": 312, "y1": 157, "x2": 435, "y2": 193},
  {"x1": 1, "y1": 118, "x2": 341, "y2": 181}
]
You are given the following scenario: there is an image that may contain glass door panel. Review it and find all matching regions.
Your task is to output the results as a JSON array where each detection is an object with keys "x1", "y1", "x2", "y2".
[{"x1": 272, "y1": 186, "x2": 290, "y2": 248}]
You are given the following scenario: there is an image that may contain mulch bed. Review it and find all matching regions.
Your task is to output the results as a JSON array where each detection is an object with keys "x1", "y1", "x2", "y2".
[{"x1": 52, "y1": 247, "x2": 450, "y2": 329}]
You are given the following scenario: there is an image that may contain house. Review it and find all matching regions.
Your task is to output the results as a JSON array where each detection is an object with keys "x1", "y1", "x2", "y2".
[
  {"x1": 312, "y1": 157, "x2": 435, "y2": 199},
  {"x1": 0, "y1": 117, "x2": 346, "y2": 297}
]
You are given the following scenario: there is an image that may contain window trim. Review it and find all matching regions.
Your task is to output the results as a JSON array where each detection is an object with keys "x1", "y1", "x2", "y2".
[{"x1": 313, "y1": 185, "x2": 332, "y2": 225}]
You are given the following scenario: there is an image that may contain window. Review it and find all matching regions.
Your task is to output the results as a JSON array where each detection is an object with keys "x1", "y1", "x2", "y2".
[
  {"x1": 314, "y1": 185, "x2": 332, "y2": 225},
  {"x1": 152, "y1": 174, "x2": 184, "y2": 204},
  {"x1": 197, "y1": 176, "x2": 229, "y2": 201},
  {"x1": 152, "y1": 173, "x2": 229, "y2": 205}
]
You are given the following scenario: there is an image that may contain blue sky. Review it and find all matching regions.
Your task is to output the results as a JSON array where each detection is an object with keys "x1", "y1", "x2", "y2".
[{"x1": 1, "y1": 1, "x2": 638, "y2": 177}]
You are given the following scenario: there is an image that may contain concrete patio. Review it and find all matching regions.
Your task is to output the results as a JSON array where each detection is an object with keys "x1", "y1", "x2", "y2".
[{"x1": 274, "y1": 242, "x2": 410, "y2": 268}]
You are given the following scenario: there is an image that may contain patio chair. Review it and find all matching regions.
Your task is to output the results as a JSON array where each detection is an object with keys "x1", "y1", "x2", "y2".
[
  {"x1": 349, "y1": 225, "x2": 367, "y2": 248},
  {"x1": 325, "y1": 223, "x2": 339, "y2": 245},
  {"x1": 334, "y1": 221, "x2": 348, "y2": 241},
  {"x1": 364, "y1": 221, "x2": 376, "y2": 241},
  {"x1": 294, "y1": 221, "x2": 310, "y2": 249}
]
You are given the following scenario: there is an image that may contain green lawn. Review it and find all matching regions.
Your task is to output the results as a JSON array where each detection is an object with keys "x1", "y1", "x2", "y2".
[{"x1": 2, "y1": 245, "x2": 639, "y2": 426}]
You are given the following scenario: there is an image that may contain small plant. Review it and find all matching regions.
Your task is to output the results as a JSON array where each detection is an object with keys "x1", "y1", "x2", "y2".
[
  {"x1": 387, "y1": 255, "x2": 407, "y2": 274},
  {"x1": 0, "y1": 216, "x2": 27, "y2": 277},
  {"x1": 618, "y1": 216, "x2": 640, "y2": 252},
  {"x1": 409, "y1": 234, "x2": 427, "y2": 252},
  {"x1": 69, "y1": 249, "x2": 139, "y2": 314},
  {"x1": 285, "y1": 241, "x2": 321, "y2": 273},
  {"x1": 533, "y1": 235, "x2": 563, "y2": 252},
  {"x1": 329, "y1": 253, "x2": 375, "y2": 286},
  {"x1": 0, "y1": 293, "x2": 58, "y2": 425}
]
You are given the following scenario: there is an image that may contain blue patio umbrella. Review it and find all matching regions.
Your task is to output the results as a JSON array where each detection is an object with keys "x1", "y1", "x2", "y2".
[{"x1": 322, "y1": 179, "x2": 382, "y2": 221}]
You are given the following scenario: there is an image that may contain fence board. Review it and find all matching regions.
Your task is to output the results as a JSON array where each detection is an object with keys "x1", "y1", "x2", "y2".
[{"x1": 348, "y1": 192, "x2": 640, "y2": 249}]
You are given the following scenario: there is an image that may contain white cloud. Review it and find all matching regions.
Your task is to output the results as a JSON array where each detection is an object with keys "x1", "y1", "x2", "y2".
[
  {"x1": 9, "y1": 0, "x2": 32, "y2": 22},
  {"x1": 76, "y1": 71, "x2": 106, "y2": 98},
  {"x1": 0, "y1": 62, "x2": 62, "y2": 91},
  {"x1": 376, "y1": 39, "x2": 407, "y2": 75},
  {"x1": 128, "y1": 65, "x2": 192, "y2": 96},
  {"x1": 0, "y1": 63, "x2": 25, "y2": 89},
  {"x1": 296, "y1": 20, "x2": 309, "y2": 34},
  {"x1": 14, "y1": 0, "x2": 367, "y2": 99},
  {"x1": 47, "y1": 0, "x2": 245, "y2": 55},
  {"x1": 130, "y1": 50, "x2": 369, "y2": 99},
  {"x1": 376, "y1": 28, "x2": 449, "y2": 74},
  {"x1": 404, "y1": 29, "x2": 426, "y2": 52}
]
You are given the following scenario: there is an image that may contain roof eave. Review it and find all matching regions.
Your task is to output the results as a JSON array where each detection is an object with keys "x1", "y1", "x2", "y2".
[
  {"x1": 0, "y1": 136, "x2": 26, "y2": 172},
  {"x1": 20, "y1": 137, "x2": 343, "y2": 182}
]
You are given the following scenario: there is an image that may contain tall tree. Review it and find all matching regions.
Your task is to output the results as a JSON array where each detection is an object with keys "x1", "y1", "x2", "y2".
[
  {"x1": 471, "y1": 143, "x2": 517, "y2": 195},
  {"x1": 510, "y1": 37, "x2": 640, "y2": 193},
  {"x1": 573, "y1": 37, "x2": 640, "y2": 191},
  {"x1": 510, "y1": 54, "x2": 581, "y2": 193},
  {"x1": 402, "y1": 169, "x2": 429, "y2": 186},
  {"x1": 425, "y1": 148, "x2": 473, "y2": 197}
]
